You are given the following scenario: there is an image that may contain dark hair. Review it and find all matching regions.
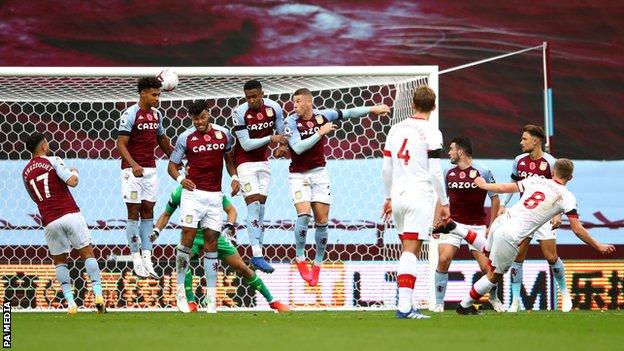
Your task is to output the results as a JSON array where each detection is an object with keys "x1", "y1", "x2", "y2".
[
  {"x1": 293, "y1": 88, "x2": 312, "y2": 96},
  {"x1": 137, "y1": 77, "x2": 162, "y2": 93},
  {"x1": 554, "y1": 158, "x2": 574, "y2": 180},
  {"x1": 244, "y1": 80, "x2": 262, "y2": 91},
  {"x1": 25, "y1": 132, "x2": 46, "y2": 154},
  {"x1": 412, "y1": 86, "x2": 436, "y2": 113},
  {"x1": 522, "y1": 124, "x2": 546, "y2": 142},
  {"x1": 187, "y1": 100, "x2": 207, "y2": 116},
  {"x1": 450, "y1": 137, "x2": 473, "y2": 156}
]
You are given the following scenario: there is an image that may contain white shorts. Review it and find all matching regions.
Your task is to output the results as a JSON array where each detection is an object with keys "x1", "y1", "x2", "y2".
[
  {"x1": 237, "y1": 161, "x2": 271, "y2": 197},
  {"x1": 44, "y1": 212, "x2": 93, "y2": 256},
  {"x1": 487, "y1": 216, "x2": 520, "y2": 274},
  {"x1": 439, "y1": 223, "x2": 486, "y2": 251},
  {"x1": 121, "y1": 167, "x2": 158, "y2": 204},
  {"x1": 392, "y1": 188, "x2": 435, "y2": 241},
  {"x1": 179, "y1": 188, "x2": 223, "y2": 232},
  {"x1": 288, "y1": 167, "x2": 331, "y2": 205},
  {"x1": 531, "y1": 221, "x2": 557, "y2": 241}
]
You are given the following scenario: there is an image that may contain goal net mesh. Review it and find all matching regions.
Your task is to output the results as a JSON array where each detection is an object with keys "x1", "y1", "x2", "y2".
[{"x1": 0, "y1": 69, "x2": 437, "y2": 311}]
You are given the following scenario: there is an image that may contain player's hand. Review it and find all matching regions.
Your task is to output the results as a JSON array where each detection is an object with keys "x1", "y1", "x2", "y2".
[
  {"x1": 497, "y1": 206, "x2": 507, "y2": 217},
  {"x1": 318, "y1": 123, "x2": 337, "y2": 137},
  {"x1": 270, "y1": 134, "x2": 289, "y2": 145},
  {"x1": 597, "y1": 243, "x2": 615, "y2": 255},
  {"x1": 474, "y1": 176, "x2": 486, "y2": 188},
  {"x1": 274, "y1": 145, "x2": 288, "y2": 158},
  {"x1": 485, "y1": 227, "x2": 490, "y2": 238},
  {"x1": 230, "y1": 179, "x2": 240, "y2": 196},
  {"x1": 222, "y1": 222, "x2": 236, "y2": 244},
  {"x1": 181, "y1": 178, "x2": 196, "y2": 191},
  {"x1": 438, "y1": 204, "x2": 450, "y2": 223},
  {"x1": 150, "y1": 228, "x2": 160, "y2": 243},
  {"x1": 131, "y1": 164, "x2": 144, "y2": 177},
  {"x1": 551, "y1": 214, "x2": 562, "y2": 230},
  {"x1": 381, "y1": 199, "x2": 392, "y2": 223},
  {"x1": 371, "y1": 104, "x2": 390, "y2": 117}
]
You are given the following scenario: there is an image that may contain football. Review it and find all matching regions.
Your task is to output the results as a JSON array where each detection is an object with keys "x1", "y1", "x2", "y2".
[{"x1": 156, "y1": 68, "x2": 178, "y2": 92}]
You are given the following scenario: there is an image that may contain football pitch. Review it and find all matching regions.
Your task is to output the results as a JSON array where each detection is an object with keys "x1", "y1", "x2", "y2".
[{"x1": 11, "y1": 310, "x2": 623, "y2": 351}]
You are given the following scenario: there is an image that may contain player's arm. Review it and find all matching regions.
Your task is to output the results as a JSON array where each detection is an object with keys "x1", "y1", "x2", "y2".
[
  {"x1": 273, "y1": 103, "x2": 289, "y2": 157},
  {"x1": 338, "y1": 105, "x2": 390, "y2": 120},
  {"x1": 568, "y1": 214, "x2": 615, "y2": 254},
  {"x1": 168, "y1": 133, "x2": 195, "y2": 191},
  {"x1": 232, "y1": 108, "x2": 272, "y2": 151},
  {"x1": 223, "y1": 131, "x2": 240, "y2": 196},
  {"x1": 155, "y1": 111, "x2": 173, "y2": 157},
  {"x1": 475, "y1": 176, "x2": 521, "y2": 194},
  {"x1": 381, "y1": 140, "x2": 394, "y2": 222},
  {"x1": 501, "y1": 160, "x2": 521, "y2": 208},
  {"x1": 51, "y1": 157, "x2": 79, "y2": 187},
  {"x1": 221, "y1": 196, "x2": 237, "y2": 242},
  {"x1": 484, "y1": 168, "x2": 500, "y2": 224},
  {"x1": 116, "y1": 110, "x2": 143, "y2": 176},
  {"x1": 426, "y1": 130, "x2": 449, "y2": 221},
  {"x1": 286, "y1": 116, "x2": 333, "y2": 155}
]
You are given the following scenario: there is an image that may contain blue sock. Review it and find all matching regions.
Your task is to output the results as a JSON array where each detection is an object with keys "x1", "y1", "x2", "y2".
[
  {"x1": 314, "y1": 223, "x2": 328, "y2": 264},
  {"x1": 550, "y1": 257, "x2": 568, "y2": 294},
  {"x1": 55, "y1": 264, "x2": 75, "y2": 306},
  {"x1": 246, "y1": 201, "x2": 262, "y2": 256},
  {"x1": 258, "y1": 203, "x2": 266, "y2": 246},
  {"x1": 139, "y1": 219, "x2": 154, "y2": 251},
  {"x1": 510, "y1": 261, "x2": 523, "y2": 301},
  {"x1": 203, "y1": 252, "x2": 218, "y2": 289},
  {"x1": 126, "y1": 219, "x2": 140, "y2": 253},
  {"x1": 176, "y1": 245, "x2": 191, "y2": 294},
  {"x1": 85, "y1": 257, "x2": 103, "y2": 297},
  {"x1": 434, "y1": 270, "x2": 448, "y2": 305},
  {"x1": 294, "y1": 214, "x2": 310, "y2": 258}
]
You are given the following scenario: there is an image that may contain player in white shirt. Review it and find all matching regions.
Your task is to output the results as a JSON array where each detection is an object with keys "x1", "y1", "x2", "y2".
[
  {"x1": 381, "y1": 86, "x2": 449, "y2": 319},
  {"x1": 455, "y1": 158, "x2": 616, "y2": 315}
]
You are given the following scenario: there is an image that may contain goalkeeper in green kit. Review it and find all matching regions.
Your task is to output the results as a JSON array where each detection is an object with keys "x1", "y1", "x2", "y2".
[{"x1": 152, "y1": 184, "x2": 290, "y2": 313}]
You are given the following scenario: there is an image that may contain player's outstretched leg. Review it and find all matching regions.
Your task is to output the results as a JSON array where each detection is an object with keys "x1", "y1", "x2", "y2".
[
  {"x1": 54, "y1": 261, "x2": 78, "y2": 315},
  {"x1": 434, "y1": 220, "x2": 487, "y2": 252},
  {"x1": 457, "y1": 275, "x2": 494, "y2": 315},
  {"x1": 309, "y1": 222, "x2": 328, "y2": 286},
  {"x1": 294, "y1": 214, "x2": 312, "y2": 282},
  {"x1": 247, "y1": 201, "x2": 274, "y2": 273}
]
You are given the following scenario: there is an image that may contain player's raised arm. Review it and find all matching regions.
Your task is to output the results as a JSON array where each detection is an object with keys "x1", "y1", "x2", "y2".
[
  {"x1": 567, "y1": 214, "x2": 615, "y2": 254},
  {"x1": 475, "y1": 177, "x2": 520, "y2": 194},
  {"x1": 285, "y1": 116, "x2": 334, "y2": 155},
  {"x1": 333, "y1": 104, "x2": 390, "y2": 121}
]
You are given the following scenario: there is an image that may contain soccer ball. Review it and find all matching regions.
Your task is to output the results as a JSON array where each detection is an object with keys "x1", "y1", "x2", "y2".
[{"x1": 157, "y1": 69, "x2": 178, "y2": 92}]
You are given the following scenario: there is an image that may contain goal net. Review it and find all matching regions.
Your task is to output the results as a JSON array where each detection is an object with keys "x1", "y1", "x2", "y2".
[{"x1": 0, "y1": 66, "x2": 438, "y2": 311}]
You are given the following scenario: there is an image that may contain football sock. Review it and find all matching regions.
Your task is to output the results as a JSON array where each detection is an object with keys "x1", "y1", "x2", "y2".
[
  {"x1": 294, "y1": 214, "x2": 311, "y2": 259},
  {"x1": 550, "y1": 257, "x2": 568, "y2": 294},
  {"x1": 85, "y1": 257, "x2": 103, "y2": 297},
  {"x1": 126, "y1": 219, "x2": 140, "y2": 253},
  {"x1": 434, "y1": 270, "x2": 448, "y2": 305},
  {"x1": 397, "y1": 251, "x2": 417, "y2": 313},
  {"x1": 55, "y1": 264, "x2": 75, "y2": 306},
  {"x1": 314, "y1": 223, "x2": 328, "y2": 264},
  {"x1": 510, "y1": 261, "x2": 523, "y2": 301},
  {"x1": 176, "y1": 244, "x2": 191, "y2": 295},
  {"x1": 461, "y1": 275, "x2": 495, "y2": 308},
  {"x1": 246, "y1": 201, "x2": 262, "y2": 257},
  {"x1": 245, "y1": 273, "x2": 274, "y2": 303},
  {"x1": 139, "y1": 219, "x2": 154, "y2": 251}
]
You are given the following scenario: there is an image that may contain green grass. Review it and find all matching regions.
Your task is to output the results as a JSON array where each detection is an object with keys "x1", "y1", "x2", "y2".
[{"x1": 11, "y1": 310, "x2": 624, "y2": 351}]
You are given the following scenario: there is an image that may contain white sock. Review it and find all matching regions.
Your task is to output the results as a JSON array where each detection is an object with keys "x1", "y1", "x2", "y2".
[
  {"x1": 460, "y1": 275, "x2": 495, "y2": 308},
  {"x1": 397, "y1": 251, "x2": 417, "y2": 313}
]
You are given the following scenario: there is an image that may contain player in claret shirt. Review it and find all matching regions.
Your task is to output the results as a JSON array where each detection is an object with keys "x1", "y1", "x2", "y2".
[
  {"x1": 116, "y1": 77, "x2": 173, "y2": 279},
  {"x1": 433, "y1": 137, "x2": 504, "y2": 313},
  {"x1": 285, "y1": 87, "x2": 390, "y2": 287},
  {"x1": 168, "y1": 100, "x2": 241, "y2": 313},
  {"x1": 22, "y1": 132, "x2": 106, "y2": 315},
  {"x1": 501, "y1": 125, "x2": 569, "y2": 312},
  {"x1": 231, "y1": 80, "x2": 289, "y2": 273}
]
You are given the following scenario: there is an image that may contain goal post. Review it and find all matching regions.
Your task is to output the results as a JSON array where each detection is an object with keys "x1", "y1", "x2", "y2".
[{"x1": 0, "y1": 66, "x2": 440, "y2": 311}]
